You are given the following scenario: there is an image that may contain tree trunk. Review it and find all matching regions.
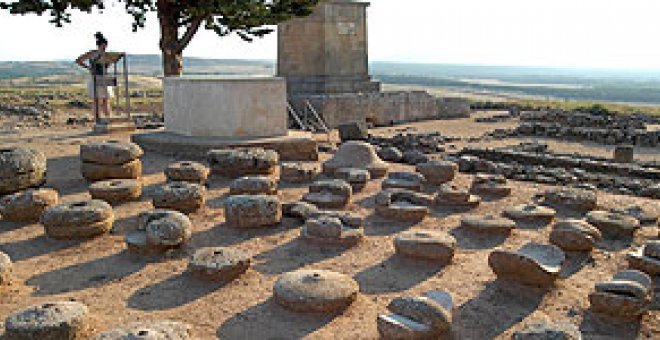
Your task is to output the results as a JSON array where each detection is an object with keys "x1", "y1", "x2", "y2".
[{"x1": 157, "y1": 1, "x2": 183, "y2": 76}]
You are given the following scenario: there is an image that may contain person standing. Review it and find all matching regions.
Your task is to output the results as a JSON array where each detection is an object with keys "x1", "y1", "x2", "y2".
[{"x1": 76, "y1": 32, "x2": 113, "y2": 118}]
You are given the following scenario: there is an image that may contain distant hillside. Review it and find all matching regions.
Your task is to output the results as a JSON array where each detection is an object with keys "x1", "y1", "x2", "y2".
[{"x1": 2, "y1": 55, "x2": 660, "y2": 105}]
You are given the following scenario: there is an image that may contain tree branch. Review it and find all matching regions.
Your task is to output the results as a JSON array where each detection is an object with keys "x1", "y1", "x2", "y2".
[{"x1": 175, "y1": 16, "x2": 203, "y2": 52}]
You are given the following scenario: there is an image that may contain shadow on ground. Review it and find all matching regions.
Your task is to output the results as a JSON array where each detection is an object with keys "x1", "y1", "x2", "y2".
[
  {"x1": 127, "y1": 271, "x2": 220, "y2": 311},
  {"x1": 253, "y1": 237, "x2": 348, "y2": 275},
  {"x1": 354, "y1": 254, "x2": 446, "y2": 294},
  {"x1": 217, "y1": 297, "x2": 336, "y2": 339},
  {"x1": 450, "y1": 226, "x2": 509, "y2": 250},
  {"x1": 0, "y1": 234, "x2": 82, "y2": 262},
  {"x1": 454, "y1": 279, "x2": 548, "y2": 339}
]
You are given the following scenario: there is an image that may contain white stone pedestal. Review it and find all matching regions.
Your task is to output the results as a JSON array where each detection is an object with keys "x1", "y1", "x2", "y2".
[{"x1": 164, "y1": 76, "x2": 288, "y2": 138}]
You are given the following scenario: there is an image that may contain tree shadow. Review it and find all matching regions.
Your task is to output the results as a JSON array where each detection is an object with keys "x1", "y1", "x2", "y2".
[
  {"x1": 26, "y1": 250, "x2": 147, "y2": 296},
  {"x1": 127, "y1": 271, "x2": 221, "y2": 311},
  {"x1": 252, "y1": 237, "x2": 348, "y2": 275},
  {"x1": 454, "y1": 279, "x2": 548, "y2": 339},
  {"x1": 217, "y1": 297, "x2": 336, "y2": 339},
  {"x1": 0, "y1": 234, "x2": 82, "y2": 262},
  {"x1": 450, "y1": 226, "x2": 509, "y2": 250},
  {"x1": 559, "y1": 251, "x2": 594, "y2": 279},
  {"x1": 354, "y1": 254, "x2": 446, "y2": 294},
  {"x1": 363, "y1": 214, "x2": 421, "y2": 236},
  {"x1": 579, "y1": 311, "x2": 642, "y2": 340}
]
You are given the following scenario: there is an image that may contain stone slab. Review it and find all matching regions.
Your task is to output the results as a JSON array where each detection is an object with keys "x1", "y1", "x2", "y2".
[{"x1": 131, "y1": 130, "x2": 318, "y2": 161}]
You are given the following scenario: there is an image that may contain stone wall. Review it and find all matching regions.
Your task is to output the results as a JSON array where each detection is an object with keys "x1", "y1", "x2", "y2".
[
  {"x1": 291, "y1": 91, "x2": 440, "y2": 128},
  {"x1": 437, "y1": 97, "x2": 471, "y2": 119}
]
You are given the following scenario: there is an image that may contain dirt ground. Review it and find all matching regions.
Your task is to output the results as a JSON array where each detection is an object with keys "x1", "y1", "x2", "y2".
[{"x1": 0, "y1": 111, "x2": 658, "y2": 339}]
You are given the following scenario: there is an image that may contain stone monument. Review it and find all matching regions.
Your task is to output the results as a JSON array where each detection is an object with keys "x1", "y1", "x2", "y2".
[
  {"x1": 278, "y1": 0, "x2": 380, "y2": 95},
  {"x1": 132, "y1": 76, "x2": 318, "y2": 161}
]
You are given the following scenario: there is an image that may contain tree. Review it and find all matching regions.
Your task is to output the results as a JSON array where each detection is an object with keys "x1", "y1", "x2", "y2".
[{"x1": 0, "y1": 0, "x2": 320, "y2": 76}]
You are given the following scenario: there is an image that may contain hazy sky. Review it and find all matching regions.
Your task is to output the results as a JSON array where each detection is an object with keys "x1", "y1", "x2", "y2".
[{"x1": 1, "y1": 0, "x2": 660, "y2": 69}]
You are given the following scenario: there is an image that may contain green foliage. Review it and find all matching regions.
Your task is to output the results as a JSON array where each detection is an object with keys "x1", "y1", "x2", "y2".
[{"x1": 0, "y1": 1, "x2": 318, "y2": 40}]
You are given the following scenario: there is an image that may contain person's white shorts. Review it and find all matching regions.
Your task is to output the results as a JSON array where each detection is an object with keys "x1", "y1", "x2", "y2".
[{"x1": 87, "y1": 77, "x2": 114, "y2": 99}]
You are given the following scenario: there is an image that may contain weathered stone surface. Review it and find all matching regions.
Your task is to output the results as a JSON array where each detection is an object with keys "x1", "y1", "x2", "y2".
[
  {"x1": 460, "y1": 214, "x2": 516, "y2": 234},
  {"x1": 0, "y1": 251, "x2": 12, "y2": 285},
  {"x1": 586, "y1": 210, "x2": 640, "y2": 239},
  {"x1": 153, "y1": 182, "x2": 206, "y2": 214},
  {"x1": 378, "y1": 290, "x2": 454, "y2": 340},
  {"x1": 41, "y1": 200, "x2": 114, "y2": 239},
  {"x1": 612, "y1": 205, "x2": 659, "y2": 225},
  {"x1": 207, "y1": 148, "x2": 279, "y2": 177},
  {"x1": 335, "y1": 168, "x2": 370, "y2": 191},
  {"x1": 543, "y1": 188, "x2": 597, "y2": 212},
  {"x1": 323, "y1": 141, "x2": 388, "y2": 178},
  {"x1": 378, "y1": 146, "x2": 403, "y2": 163},
  {"x1": 549, "y1": 219, "x2": 602, "y2": 251},
  {"x1": 280, "y1": 162, "x2": 320, "y2": 183},
  {"x1": 382, "y1": 172, "x2": 425, "y2": 192},
  {"x1": 80, "y1": 141, "x2": 143, "y2": 165},
  {"x1": 89, "y1": 179, "x2": 142, "y2": 204},
  {"x1": 303, "y1": 180, "x2": 352, "y2": 209},
  {"x1": 0, "y1": 147, "x2": 47, "y2": 195},
  {"x1": 469, "y1": 174, "x2": 512, "y2": 197},
  {"x1": 301, "y1": 216, "x2": 363, "y2": 246},
  {"x1": 512, "y1": 322, "x2": 582, "y2": 340},
  {"x1": 589, "y1": 270, "x2": 652, "y2": 318},
  {"x1": 627, "y1": 240, "x2": 660, "y2": 276},
  {"x1": 375, "y1": 189, "x2": 433, "y2": 222},
  {"x1": 282, "y1": 201, "x2": 320, "y2": 220},
  {"x1": 4, "y1": 301, "x2": 90, "y2": 340},
  {"x1": 94, "y1": 320, "x2": 191, "y2": 340},
  {"x1": 229, "y1": 176, "x2": 278, "y2": 196},
  {"x1": 338, "y1": 122, "x2": 368, "y2": 142},
  {"x1": 273, "y1": 269, "x2": 359, "y2": 313},
  {"x1": 81, "y1": 159, "x2": 142, "y2": 181},
  {"x1": 394, "y1": 230, "x2": 456, "y2": 263},
  {"x1": 165, "y1": 161, "x2": 209, "y2": 184},
  {"x1": 188, "y1": 247, "x2": 251, "y2": 282},
  {"x1": 503, "y1": 204, "x2": 556, "y2": 222},
  {"x1": 402, "y1": 150, "x2": 430, "y2": 165},
  {"x1": 614, "y1": 145, "x2": 634, "y2": 163},
  {"x1": 126, "y1": 210, "x2": 192, "y2": 254},
  {"x1": 0, "y1": 188, "x2": 58, "y2": 222},
  {"x1": 416, "y1": 160, "x2": 458, "y2": 185},
  {"x1": 224, "y1": 195, "x2": 282, "y2": 228},
  {"x1": 435, "y1": 184, "x2": 480, "y2": 208},
  {"x1": 489, "y1": 242, "x2": 565, "y2": 286}
]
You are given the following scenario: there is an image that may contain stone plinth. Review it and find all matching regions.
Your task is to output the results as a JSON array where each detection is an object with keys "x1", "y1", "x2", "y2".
[{"x1": 164, "y1": 76, "x2": 287, "y2": 138}]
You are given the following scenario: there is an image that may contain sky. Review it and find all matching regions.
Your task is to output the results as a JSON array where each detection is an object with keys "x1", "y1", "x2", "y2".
[{"x1": 1, "y1": 0, "x2": 660, "y2": 69}]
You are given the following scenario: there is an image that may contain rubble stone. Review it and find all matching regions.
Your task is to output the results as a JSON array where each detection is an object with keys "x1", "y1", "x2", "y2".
[
  {"x1": 80, "y1": 141, "x2": 142, "y2": 165},
  {"x1": 323, "y1": 141, "x2": 388, "y2": 178},
  {"x1": 0, "y1": 251, "x2": 12, "y2": 285},
  {"x1": 394, "y1": 230, "x2": 456, "y2": 263},
  {"x1": 126, "y1": 210, "x2": 192, "y2": 254},
  {"x1": 280, "y1": 162, "x2": 320, "y2": 183},
  {"x1": 513, "y1": 322, "x2": 581, "y2": 340},
  {"x1": 0, "y1": 147, "x2": 47, "y2": 195},
  {"x1": 375, "y1": 189, "x2": 433, "y2": 222},
  {"x1": 0, "y1": 188, "x2": 58, "y2": 222},
  {"x1": 165, "y1": 161, "x2": 209, "y2": 184},
  {"x1": 460, "y1": 214, "x2": 516, "y2": 234},
  {"x1": 489, "y1": 242, "x2": 565, "y2": 286},
  {"x1": 188, "y1": 247, "x2": 251, "y2": 282},
  {"x1": 378, "y1": 146, "x2": 403, "y2": 163},
  {"x1": 549, "y1": 219, "x2": 602, "y2": 251},
  {"x1": 89, "y1": 179, "x2": 142, "y2": 204},
  {"x1": 94, "y1": 320, "x2": 191, "y2": 340},
  {"x1": 273, "y1": 269, "x2": 359, "y2": 313},
  {"x1": 81, "y1": 159, "x2": 142, "y2": 181},
  {"x1": 4, "y1": 301, "x2": 90, "y2": 340},
  {"x1": 41, "y1": 200, "x2": 114, "y2": 239},
  {"x1": 224, "y1": 195, "x2": 282, "y2": 228},
  {"x1": 208, "y1": 148, "x2": 279, "y2": 177},
  {"x1": 434, "y1": 184, "x2": 480, "y2": 208},
  {"x1": 152, "y1": 182, "x2": 206, "y2": 214},
  {"x1": 627, "y1": 240, "x2": 660, "y2": 276},
  {"x1": 614, "y1": 145, "x2": 634, "y2": 163},
  {"x1": 303, "y1": 180, "x2": 352, "y2": 209},
  {"x1": 416, "y1": 160, "x2": 458, "y2": 185},
  {"x1": 470, "y1": 174, "x2": 512, "y2": 197},
  {"x1": 586, "y1": 210, "x2": 640, "y2": 239},
  {"x1": 335, "y1": 168, "x2": 370, "y2": 192},
  {"x1": 382, "y1": 172, "x2": 425, "y2": 192},
  {"x1": 589, "y1": 270, "x2": 653, "y2": 318},
  {"x1": 503, "y1": 204, "x2": 556, "y2": 222},
  {"x1": 301, "y1": 216, "x2": 364, "y2": 246},
  {"x1": 378, "y1": 290, "x2": 454, "y2": 340},
  {"x1": 543, "y1": 188, "x2": 597, "y2": 212},
  {"x1": 229, "y1": 176, "x2": 278, "y2": 196}
]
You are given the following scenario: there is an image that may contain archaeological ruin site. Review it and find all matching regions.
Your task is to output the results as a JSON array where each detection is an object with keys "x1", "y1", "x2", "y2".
[{"x1": 0, "y1": 0, "x2": 658, "y2": 339}]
